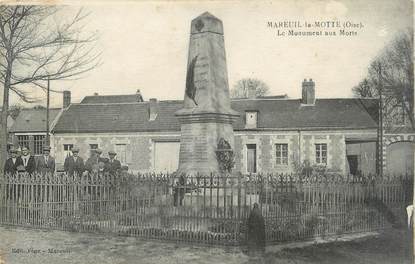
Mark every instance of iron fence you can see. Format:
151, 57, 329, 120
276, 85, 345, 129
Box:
0, 172, 411, 245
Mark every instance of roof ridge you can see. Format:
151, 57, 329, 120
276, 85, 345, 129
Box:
21, 107, 62, 110
76, 102, 144, 106
77, 100, 185, 106
84, 94, 138, 97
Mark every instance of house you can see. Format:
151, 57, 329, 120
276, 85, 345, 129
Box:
49, 79, 403, 176
8, 91, 71, 156
9, 107, 62, 155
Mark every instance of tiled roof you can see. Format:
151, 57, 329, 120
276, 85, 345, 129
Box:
52, 98, 379, 133
10, 108, 61, 133
81, 94, 143, 104
231, 98, 379, 130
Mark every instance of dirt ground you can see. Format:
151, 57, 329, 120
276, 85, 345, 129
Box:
0, 226, 412, 264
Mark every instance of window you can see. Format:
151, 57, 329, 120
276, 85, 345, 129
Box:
33, 135, 45, 155
89, 144, 98, 150
315, 143, 327, 164
245, 111, 258, 128
17, 135, 30, 150
115, 144, 127, 164
247, 144, 257, 173
276, 144, 288, 165
63, 144, 73, 161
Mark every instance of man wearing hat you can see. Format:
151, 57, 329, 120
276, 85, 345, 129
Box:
64, 147, 85, 177
20, 146, 36, 174
105, 150, 122, 175
96, 148, 109, 164
36, 146, 55, 174
3, 148, 23, 175
85, 148, 107, 173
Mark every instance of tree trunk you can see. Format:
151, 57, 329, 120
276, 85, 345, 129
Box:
0, 64, 11, 173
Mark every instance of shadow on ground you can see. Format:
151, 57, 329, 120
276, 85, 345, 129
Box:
260, 228, 413, 264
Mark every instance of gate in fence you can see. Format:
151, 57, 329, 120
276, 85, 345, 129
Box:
0, 172, 410, 245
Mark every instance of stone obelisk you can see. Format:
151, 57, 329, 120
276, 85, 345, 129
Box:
176, 12, 239, 175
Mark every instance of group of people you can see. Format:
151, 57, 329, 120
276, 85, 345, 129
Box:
65, 147, 124, 176
4, 146, 55, 175
3, 146, 126, 176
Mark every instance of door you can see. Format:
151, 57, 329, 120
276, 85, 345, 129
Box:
153, 141, 180, 172
247, 144, 257, 173
386, 141, 414, 176
347, 155, 359, 175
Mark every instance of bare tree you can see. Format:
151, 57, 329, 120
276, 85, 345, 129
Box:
230, 78, 270, 98
353, 29, 413, 129
0, 6, 100, 170
352, 78, 378, 98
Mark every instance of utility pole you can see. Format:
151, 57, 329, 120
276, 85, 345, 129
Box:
378, 64, 383, 177
46, 78, 50, 146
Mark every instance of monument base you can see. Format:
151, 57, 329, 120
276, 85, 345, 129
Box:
176, 113, 238, 175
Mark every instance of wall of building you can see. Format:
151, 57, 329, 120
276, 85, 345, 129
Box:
51, 132, 180, 172
345, 142, 377, 175
234, 131, 347, 174
52, 129, 376, 175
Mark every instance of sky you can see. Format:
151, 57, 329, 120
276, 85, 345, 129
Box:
4, 0, 414, 108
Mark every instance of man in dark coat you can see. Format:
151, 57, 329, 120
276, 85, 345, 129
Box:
247, 203, 266, 255
36, 146, 55, 175
105, 150, 121, 175
64, 147, 85, 177
85, 149, 98, 173
19, 147, 36, 175
85, 148, 107, 173
173, 174, 187, 206
96, 148, 108, 164
3, 148, 23, 175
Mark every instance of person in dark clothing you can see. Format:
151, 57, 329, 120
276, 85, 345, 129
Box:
173, 174, 186, 206
247, 203, 266, 255
36, 146, 55, 175
105, 150, 121, 175
4, 148, 23, 175
96, 148, 108, 164
19, 147, 36, 175
85, 149, 99, 173
64, 147, 85, 177
301, 159, 313, 178
85, 148, 107, 173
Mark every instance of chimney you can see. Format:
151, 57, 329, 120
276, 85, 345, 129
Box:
149, 98, 159, 121
63, 90, 71, 108
93, 92, 99, 96
136, 89, 144, 102
301, 78, 315, 105
247, 84, 256, 99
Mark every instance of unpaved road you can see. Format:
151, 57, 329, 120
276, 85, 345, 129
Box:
0, 226, 411, 264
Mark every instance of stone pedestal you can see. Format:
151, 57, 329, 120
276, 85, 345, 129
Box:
176, 12, 239, 175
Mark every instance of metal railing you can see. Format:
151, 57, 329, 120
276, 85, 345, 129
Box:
0, 172, 410, 245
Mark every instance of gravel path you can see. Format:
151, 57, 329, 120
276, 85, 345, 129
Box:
0, 226, 411, 264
